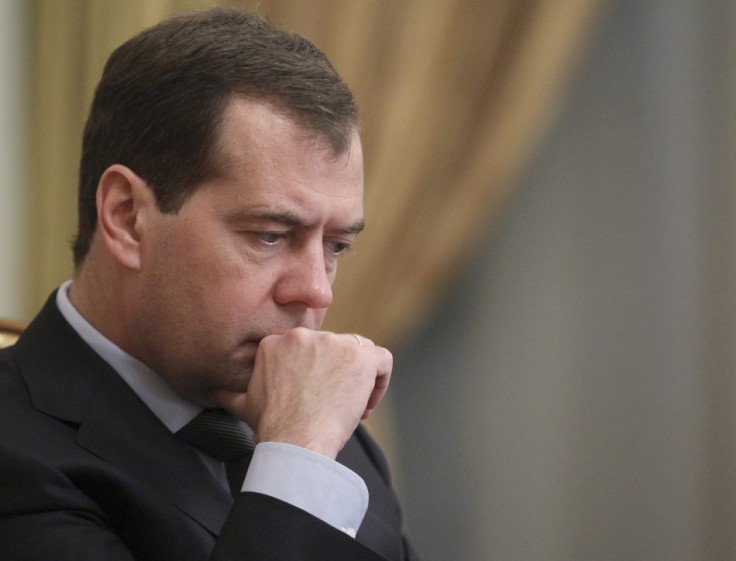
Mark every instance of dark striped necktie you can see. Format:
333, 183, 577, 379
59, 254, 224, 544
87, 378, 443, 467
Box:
176, 408, 256, 496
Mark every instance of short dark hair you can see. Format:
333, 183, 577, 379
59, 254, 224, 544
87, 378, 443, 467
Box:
73, 7, 359, 267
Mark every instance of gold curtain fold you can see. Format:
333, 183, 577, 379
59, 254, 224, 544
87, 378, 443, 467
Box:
323, 0, 607, 348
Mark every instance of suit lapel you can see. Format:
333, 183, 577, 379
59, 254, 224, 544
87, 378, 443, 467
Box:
14, 293, 232, 535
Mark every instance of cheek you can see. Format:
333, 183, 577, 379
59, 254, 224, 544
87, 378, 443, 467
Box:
152, 227, 233, 290
145, 223, 283, 323
140, 234, 222, 326
189, 260, 277, 324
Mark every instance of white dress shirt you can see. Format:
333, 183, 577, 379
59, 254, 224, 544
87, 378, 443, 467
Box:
56, 280, 367, 537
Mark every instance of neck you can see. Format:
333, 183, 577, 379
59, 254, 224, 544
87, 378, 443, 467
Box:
70, 248, 132, 352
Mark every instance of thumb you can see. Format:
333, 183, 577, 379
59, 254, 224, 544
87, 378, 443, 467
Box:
208, 388, 250, 419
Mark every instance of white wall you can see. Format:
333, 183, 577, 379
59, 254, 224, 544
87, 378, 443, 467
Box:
0, 0, 29, 320
392, 0, 736, 560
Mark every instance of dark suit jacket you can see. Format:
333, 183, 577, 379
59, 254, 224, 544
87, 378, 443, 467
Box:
0, 293, 419, 560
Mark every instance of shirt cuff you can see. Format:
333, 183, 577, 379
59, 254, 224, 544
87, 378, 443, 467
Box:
242, 442, 368, 537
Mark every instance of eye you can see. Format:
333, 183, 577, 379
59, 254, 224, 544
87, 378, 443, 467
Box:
325, 240, 353, 256
255, 232, 286, 246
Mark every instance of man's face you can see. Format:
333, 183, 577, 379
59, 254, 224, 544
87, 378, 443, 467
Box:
130, 98, 364, 405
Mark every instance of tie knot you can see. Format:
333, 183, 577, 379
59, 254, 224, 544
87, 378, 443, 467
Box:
176, 408, 255, 462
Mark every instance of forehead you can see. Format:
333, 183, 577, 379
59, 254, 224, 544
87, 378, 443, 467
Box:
217, 97, 357, 163
198, 97, 364, 221
217, 98, 361, 179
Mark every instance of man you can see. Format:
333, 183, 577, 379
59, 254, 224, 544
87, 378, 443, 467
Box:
0, 8, 419, 560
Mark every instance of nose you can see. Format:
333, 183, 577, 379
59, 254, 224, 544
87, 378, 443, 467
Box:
273, 245, 333, 310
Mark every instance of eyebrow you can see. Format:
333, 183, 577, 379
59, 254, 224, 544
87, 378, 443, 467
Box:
228, 209, 365, 235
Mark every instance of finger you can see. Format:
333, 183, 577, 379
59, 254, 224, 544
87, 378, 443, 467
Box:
346, 332, 374, 347
364, 375, 389, 415
363, 347, 392, 416
363, 378, 389, 419
207, 388, 250, 420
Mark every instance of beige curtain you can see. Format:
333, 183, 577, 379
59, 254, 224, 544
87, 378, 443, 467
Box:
28, 0, 606, 348
319, 0, 607, 348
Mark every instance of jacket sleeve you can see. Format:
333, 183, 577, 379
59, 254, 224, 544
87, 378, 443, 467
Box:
0, 445, 400, 561
213, 492, 389, 561
212, 426, 420, 561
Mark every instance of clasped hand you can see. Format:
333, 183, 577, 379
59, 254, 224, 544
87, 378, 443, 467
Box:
210, 328, 393, 459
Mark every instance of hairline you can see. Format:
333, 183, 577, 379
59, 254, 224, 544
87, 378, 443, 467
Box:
198, 93, 362, 202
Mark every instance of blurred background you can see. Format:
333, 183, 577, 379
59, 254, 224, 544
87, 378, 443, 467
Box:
1, 1, 735, 560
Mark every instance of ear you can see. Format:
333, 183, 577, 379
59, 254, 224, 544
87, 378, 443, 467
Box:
96, 164, 155, 271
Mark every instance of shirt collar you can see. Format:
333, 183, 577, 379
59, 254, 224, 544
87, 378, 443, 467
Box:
56, 280, 201, 432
